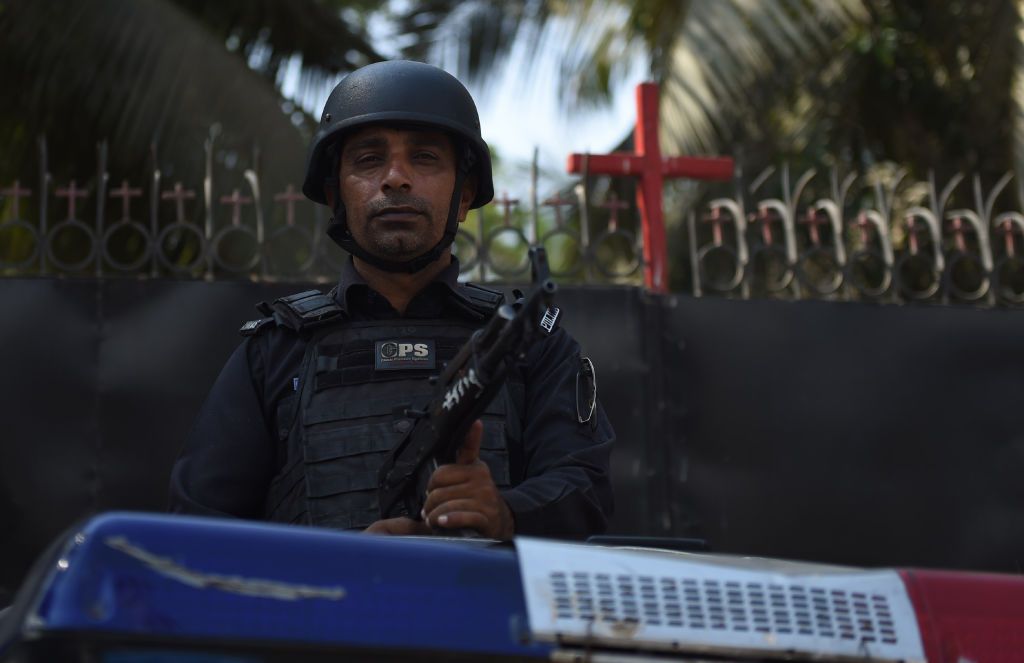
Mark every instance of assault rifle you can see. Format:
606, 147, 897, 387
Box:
377, 247, 557, 522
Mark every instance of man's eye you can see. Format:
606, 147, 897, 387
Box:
415, 152, 439, 161
354, 154, 382, 165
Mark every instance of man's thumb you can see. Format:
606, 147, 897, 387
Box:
456, 419, 484, 465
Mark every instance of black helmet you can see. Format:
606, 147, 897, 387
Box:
303, 60, 494, 273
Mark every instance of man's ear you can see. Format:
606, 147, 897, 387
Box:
457, 174, 477, 223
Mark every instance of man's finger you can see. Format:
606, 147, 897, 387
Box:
431, 510, 489, 534
426, 462, 488, 493
422, 482, 472, 515
424, 498, 482, 527
456, 419, 484, 465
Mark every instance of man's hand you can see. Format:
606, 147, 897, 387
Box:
364, 517, 431, 536
421, 420, 515, 540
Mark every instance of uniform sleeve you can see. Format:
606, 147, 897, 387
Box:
167, 339, 277, 518
500, 328, 615, 538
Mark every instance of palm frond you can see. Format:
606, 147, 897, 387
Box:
0, 0, 308, 196
168, 0, 384, 119
392, 0, 552, 88
658, 0, 870, 159
171, 0, 381, 80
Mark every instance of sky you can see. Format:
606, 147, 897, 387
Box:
472, 48, 647, 199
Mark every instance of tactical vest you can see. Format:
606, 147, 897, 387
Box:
248, 288, 523, 530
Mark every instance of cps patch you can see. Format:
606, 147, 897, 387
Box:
375, 339, 436, 371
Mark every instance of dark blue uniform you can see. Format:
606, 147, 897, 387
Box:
169, 258, 614, 538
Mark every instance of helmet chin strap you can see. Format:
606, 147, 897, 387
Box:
326, 147, 475, 274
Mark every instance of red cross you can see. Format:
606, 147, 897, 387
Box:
274, 184, 306, 226
55, 181, 89, 220
161, 183, 196, 223
220, 189, 253, 226
1, 180, 32, 220
567, 83, 733, 292
109, 179, 143, 220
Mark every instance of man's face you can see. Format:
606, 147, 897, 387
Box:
338, 125, 472, 261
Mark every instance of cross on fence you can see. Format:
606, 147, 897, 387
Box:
162, 183, 196, 223
996, 218, 1018, 258
55, 181, 88, 220
905, 215, 928, 255
542, 192, 574, 227
853, 213, 875, 245
703, 206, 728, 246
495, 192, 519, 226
600, 193, 629, 232
219, 189, 252, 226
567, 83, 734, 292
801, 208, 829, 247
0, 181, 31, 220
274, 185, 305, 227
753, 206, 780, 246
109, 180, 143, 220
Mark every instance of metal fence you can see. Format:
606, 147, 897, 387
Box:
4, 138, 1024, 306
690, 164, 1024, 306
0, 139, 645, 285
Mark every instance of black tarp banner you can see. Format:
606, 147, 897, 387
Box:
1, 279, 1023, 603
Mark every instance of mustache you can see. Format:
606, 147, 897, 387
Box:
367, 193, 430, 217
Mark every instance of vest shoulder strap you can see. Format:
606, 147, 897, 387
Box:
242, 289, 346, 337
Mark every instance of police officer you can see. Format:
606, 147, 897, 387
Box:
169, 60, 614, 539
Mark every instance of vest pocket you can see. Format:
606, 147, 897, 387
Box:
304, 424, 397, 462
305, 458, 387, 529
305, 387, 433, 426
303, 421, 396, 528
304, 423, 396, 497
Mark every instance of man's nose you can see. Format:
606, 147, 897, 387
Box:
381, 157, 412, 191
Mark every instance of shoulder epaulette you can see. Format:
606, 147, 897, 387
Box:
271, 289, 346, 333
453, 282, 505, 318
240, 289, 345, 336
239, 317, 275, 337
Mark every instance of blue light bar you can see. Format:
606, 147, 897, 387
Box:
3, 513, 551, 660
